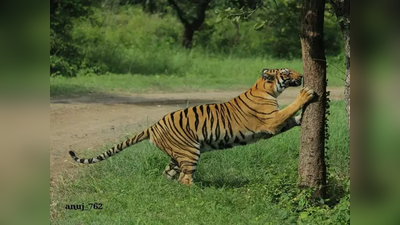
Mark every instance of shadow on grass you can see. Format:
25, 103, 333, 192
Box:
197, 177, 250, 189
50, 85, 222, 107
110, 59, 185, 76
50, 83, 98, 98
325, 176, 350, 207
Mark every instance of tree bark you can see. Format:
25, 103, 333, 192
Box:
298, 0, 327, 198
183, 25, 195, 49
167, 0, 210, 49
330, 0, 350, 130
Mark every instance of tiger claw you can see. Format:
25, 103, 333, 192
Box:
299, 87, 315, 103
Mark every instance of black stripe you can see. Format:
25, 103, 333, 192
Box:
170, 112, 176, 123
137, 132, 144, 140
166, 117, 195, 148
202, 121, 209, 144
179, 160, 198, 167
184, 108, 189, 117
184, 148, 201, 158
209, 108, 214, 134
181, 111, 197, 143
151, 125, 171, 152
233, 98, 250, 118
215, 114, 220, 141
175, 151, 199, 161
227, 120, 233, 138
248, 89, 269, 100
167, 118, 196, 149
193, 107, 199, 131
239, 131, 245, 139
219, 106, 226, 132
224, 103, 232, 118
246, 91, 278, 106
266, 91, 276, 97
186, 119, 193, 139
238, 95, 278, 115
277, 77, 284, 89
229, 100, 249, 123
179, 111, 183, 129
206, 105, 211, 118
244, 126, 256, 134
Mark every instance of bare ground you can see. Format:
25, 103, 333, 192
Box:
50, 87, 344, 186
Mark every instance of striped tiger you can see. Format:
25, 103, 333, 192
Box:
69, 68, 315, 185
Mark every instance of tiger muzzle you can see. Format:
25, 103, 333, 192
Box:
289, 77, 302, 87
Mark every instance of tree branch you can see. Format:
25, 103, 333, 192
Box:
330, 0, 350, 19
192, 0, 211, 29
167, 0, 190, 26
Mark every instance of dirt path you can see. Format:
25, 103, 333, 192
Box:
50, 87, 344, 185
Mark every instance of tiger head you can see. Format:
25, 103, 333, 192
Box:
260, 68, 303, 95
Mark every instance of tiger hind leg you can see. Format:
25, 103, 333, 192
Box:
178, 162, 198, 185
163, 159, 180, 181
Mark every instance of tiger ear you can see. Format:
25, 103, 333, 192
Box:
281, 68, 290, 75
261, 69, 274, 81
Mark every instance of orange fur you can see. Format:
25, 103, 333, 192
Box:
69, 68, 315, 185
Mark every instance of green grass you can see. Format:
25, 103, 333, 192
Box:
52, 101, 349, 224
50, 55, 345, 97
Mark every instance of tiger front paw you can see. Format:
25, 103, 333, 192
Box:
298, 87, 315, 104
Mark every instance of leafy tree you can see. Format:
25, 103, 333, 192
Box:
330, 0, 350, 130
119, 0, 170, 15
167, 0, 212, 48
215, 0, 342, 58
50, 0, 92, 76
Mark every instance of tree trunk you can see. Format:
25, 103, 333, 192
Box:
167, 0, 210, 49
142, 0, 157, 14
298, 0, 327, 198
330, 0, 350, 130
344, 32, 350, 130
233, 21, 240, 46
182, 25, 195, 49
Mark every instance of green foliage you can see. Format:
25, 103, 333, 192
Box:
50, 56, 345, 97
52, 101, 349, 224
50, 1, 344, 76
69, 6, 184, 75
214, 0, 343, 58
167, 0, 209, 25
50, 0, 92, 76
201, 0, 342, 58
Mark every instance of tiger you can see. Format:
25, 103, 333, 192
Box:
69, 68, 315, 185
